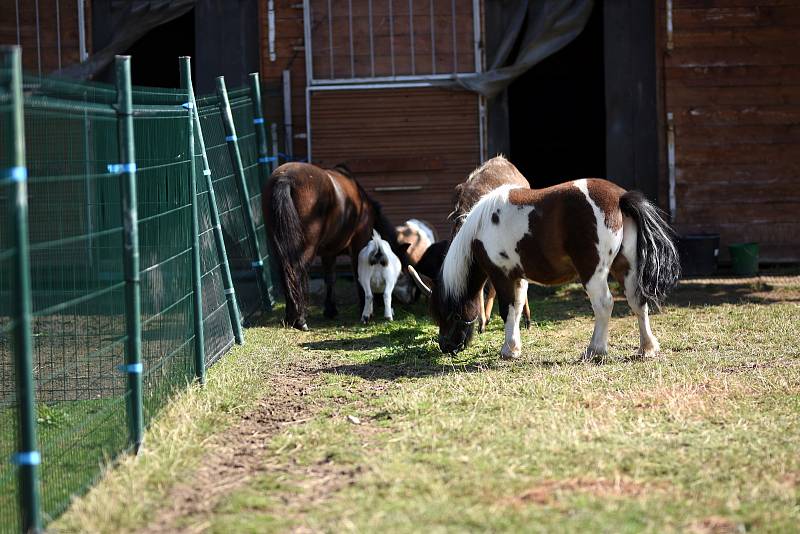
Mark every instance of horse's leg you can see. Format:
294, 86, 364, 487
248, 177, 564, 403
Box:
350, 234, 371, 316
477, 285, 486, 333
584, 266, 614, 361
360, 276, 374, 324
484, 282, 496, 330
522, 298, 531, 330
613, 225, 659, 358
322, 256, 338, 319
500, 279, 528, 360
383, 276, 396, 321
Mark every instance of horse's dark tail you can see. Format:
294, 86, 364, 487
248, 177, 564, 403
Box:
619, 191, 681, 310
268, 176, 307, 323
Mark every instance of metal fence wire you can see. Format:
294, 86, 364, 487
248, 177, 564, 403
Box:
0, 48, 277, 533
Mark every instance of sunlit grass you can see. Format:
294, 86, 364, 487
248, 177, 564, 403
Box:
56, 279, 800, 533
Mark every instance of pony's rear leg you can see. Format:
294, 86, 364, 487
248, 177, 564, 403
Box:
477, 285, 486, 333
584, 267, 614, 361
620, 260, 660, 358
321, 256, 338, 319
522, 298, 531, 330
482, 282, 496, 332
613, 219, 660, 358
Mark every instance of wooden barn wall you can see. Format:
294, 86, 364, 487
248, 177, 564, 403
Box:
0, 0, 90, 75
661, 0, 800, 262
258, 1, 483, 236
258, 0, 309, 160
310, 87, 480, 238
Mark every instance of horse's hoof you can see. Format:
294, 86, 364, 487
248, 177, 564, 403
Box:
361, 317, 370, 325
523, 318, 531, 330
292, 320, 309, 332
582, 347, 606, 364
500, 345, 520, 360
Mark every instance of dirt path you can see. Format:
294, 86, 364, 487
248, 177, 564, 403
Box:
146, 363, 320, 533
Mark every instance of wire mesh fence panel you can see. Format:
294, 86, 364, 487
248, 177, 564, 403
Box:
228, 91, 275, 306
192, 129, 236, 367
18, 78, 129, 525
196, 95, 264, 320
131, 87, 198, 426
0, 73, 239, 530
0, 56, 22, 534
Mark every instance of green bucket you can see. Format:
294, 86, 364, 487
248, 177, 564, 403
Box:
729, 242, 759, 276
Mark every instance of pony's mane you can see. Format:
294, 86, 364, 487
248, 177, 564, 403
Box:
442, 184, 520, 299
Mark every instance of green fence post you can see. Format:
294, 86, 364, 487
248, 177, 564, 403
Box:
189, 85, 244, 344
180, 57, 207, 383
248, 72, 276, 308
115, 56, 143, 453
216, 76, 272, 313
3, 44, 43, 534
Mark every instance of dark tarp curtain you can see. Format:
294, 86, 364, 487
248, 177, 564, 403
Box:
444, 0, 594, 99
56, 0, 195, 80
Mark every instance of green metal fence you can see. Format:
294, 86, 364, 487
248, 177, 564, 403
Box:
0, 48, 278, 533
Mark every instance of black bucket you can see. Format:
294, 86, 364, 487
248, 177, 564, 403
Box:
677, 234, 720, 277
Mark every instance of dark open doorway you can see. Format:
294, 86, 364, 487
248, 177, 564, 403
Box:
507, 3, 605, 188
123, 9, 195, 88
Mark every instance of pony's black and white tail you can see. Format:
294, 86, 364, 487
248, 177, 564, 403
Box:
619, 191, 681, 309
268, 176, 307, 321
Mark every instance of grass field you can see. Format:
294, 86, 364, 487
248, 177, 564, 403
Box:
54, 277, 800, 533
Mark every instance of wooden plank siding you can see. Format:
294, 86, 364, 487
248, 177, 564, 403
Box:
0, 0, 90, 75
661, 0, 800, 262
257, 1, 483, 237
309, 87, 480, 238
258, 0, 309, 160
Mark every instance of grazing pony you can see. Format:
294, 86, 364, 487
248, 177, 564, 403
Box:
263, 162, 409, 330
408, 179, 680, 359
358, 231, 402, 323
393, 219, 438, 304
449, 156, 532, 332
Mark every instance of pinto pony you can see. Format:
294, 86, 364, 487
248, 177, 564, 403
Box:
448, 156, 531, 332
263, 162, 409, 330
408, 179, 680, 359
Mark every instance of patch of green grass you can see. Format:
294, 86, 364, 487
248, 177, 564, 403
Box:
56, 280, 800, 532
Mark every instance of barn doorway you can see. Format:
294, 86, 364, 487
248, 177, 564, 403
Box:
122, 9, 195, 88
507, 2, 605, 188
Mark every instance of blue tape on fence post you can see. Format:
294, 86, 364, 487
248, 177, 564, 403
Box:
253, 117, 265, 124
224, 288, 236, 295
1, 166, 27, 184
182, 102, 194, 109
251, 260, 264, 268
107, 163, 137, 174
225, 135, 237, 142
11, 451, 41, 466
116, 363, 143, 374
203, 169, 211, 176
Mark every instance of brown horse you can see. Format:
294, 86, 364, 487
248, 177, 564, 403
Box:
263, 162, 409, 330
448, 156, 532, 332
408, 179, 680, 360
